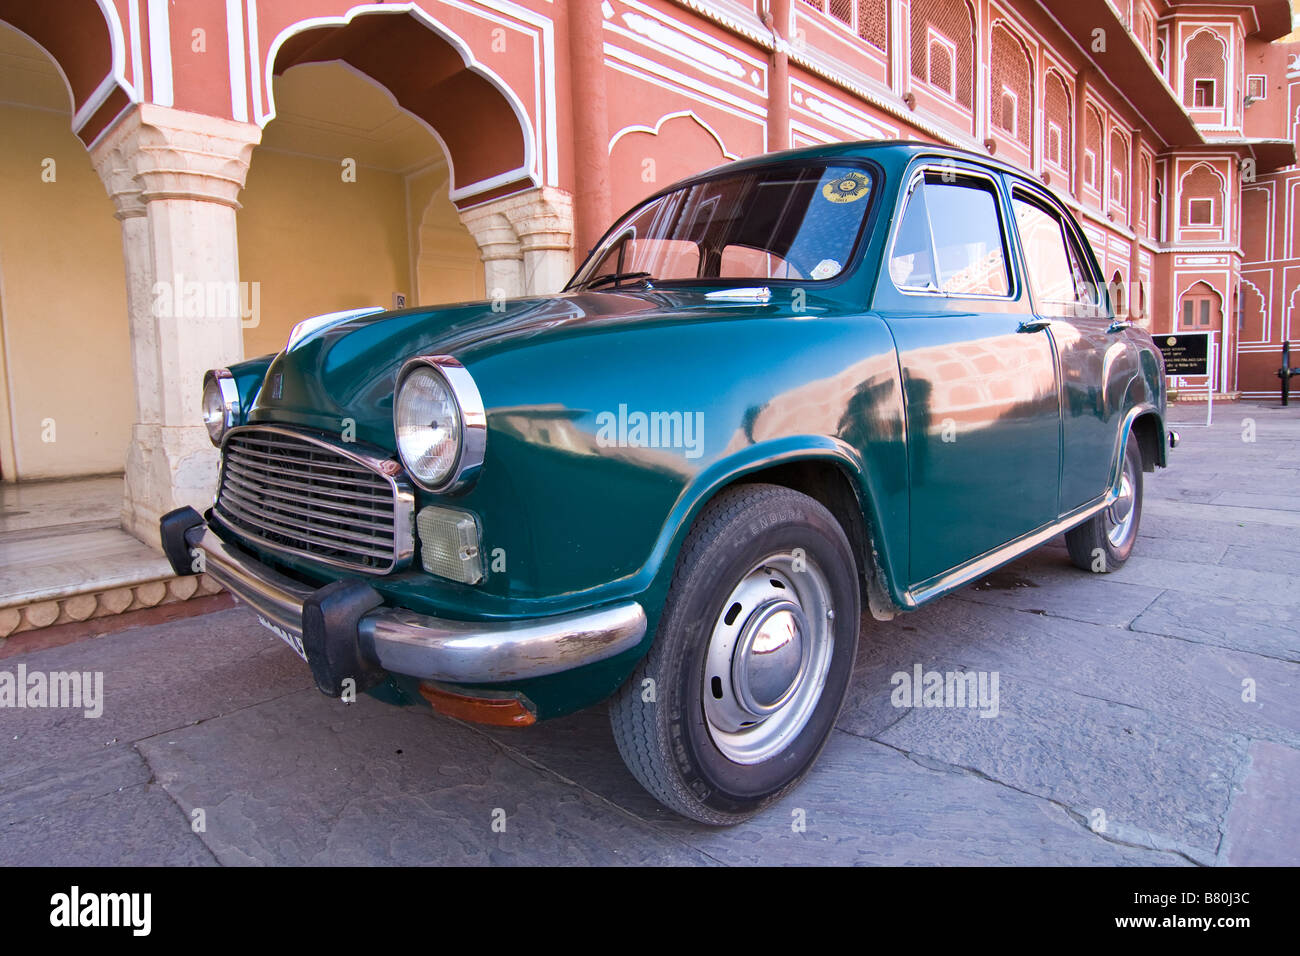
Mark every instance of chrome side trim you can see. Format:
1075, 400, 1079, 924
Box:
216, 424, 415, 575
186, 524, 647, 684
901, 492, 1113, 608
395, 355, 487, 495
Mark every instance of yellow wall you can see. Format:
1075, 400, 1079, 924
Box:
238, 149, 415, 358
0, 103, 132, 480
408, 164, 485, 306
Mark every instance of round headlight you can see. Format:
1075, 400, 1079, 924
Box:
202, 369, 238, 446
394, 357, 486, 493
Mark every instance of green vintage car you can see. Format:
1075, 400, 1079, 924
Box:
161, 141, 1174, 824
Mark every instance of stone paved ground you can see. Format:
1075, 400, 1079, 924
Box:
1, 402, 1296, 865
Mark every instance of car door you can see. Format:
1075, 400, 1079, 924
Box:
1006, 179, 1115, 513
875, 161, 1062, 587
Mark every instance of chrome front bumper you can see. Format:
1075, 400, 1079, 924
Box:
162, 509, 647, 689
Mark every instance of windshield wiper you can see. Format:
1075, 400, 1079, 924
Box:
583, 271, 654, 290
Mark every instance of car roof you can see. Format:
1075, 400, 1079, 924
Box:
655, 139, 1035, 193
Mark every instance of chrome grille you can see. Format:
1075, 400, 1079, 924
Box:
215, 427, 414, 574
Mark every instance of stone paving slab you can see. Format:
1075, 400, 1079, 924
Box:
1221, 740, 1300, 866
873, 677, 1244, 864
135, 690, 716, 867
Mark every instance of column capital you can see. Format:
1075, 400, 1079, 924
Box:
457, 187, 576, 296
91, 103, 262, 210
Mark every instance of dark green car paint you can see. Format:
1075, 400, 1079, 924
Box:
215, 141, 1167, 720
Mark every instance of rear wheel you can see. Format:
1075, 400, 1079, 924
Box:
610, 484, 860, 825
1065, 437, 1143, 572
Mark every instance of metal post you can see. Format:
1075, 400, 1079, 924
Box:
1281, 341, 1293, 407
1207, 335, 1214, 427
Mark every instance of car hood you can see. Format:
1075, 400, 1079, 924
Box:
246, 288, 793, 437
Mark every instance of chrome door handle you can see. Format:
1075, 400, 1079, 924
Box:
1017, 317, 1051, 333
1106, 319, 1131, 334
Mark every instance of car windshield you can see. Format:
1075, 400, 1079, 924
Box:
568, 163, 874, 290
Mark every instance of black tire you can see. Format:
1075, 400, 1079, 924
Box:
610, 483, 860, 825
1065, 437, 1143, 573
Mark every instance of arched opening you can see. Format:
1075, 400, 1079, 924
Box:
990, 23, 1032, 149
265, 9, 535, 203
1042, 70, 1071, 175
1182, 29, 1226, 110
1110, 270, 1126, 318
238, 59, 485, 357
0, 22, 130, 481
1179, 163, 1225, 234
1178, 280, 1221, 332
0, 0, 133, 144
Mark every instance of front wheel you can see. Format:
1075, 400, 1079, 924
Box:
610, 484, 860, 825
1065, 437, 1143, 572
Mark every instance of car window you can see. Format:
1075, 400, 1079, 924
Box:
1012, 192, 1101, 313
889, 173, 1010, 296
570, 163, 872, 288
720, 244, 802, 279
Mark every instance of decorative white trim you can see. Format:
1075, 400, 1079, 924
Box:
226, 0, 248, 123
608, 109, 740, 159
603, 42, 766, 118
256, 3, 543, 202
95, 0, 136, 100
147, 0, 173, 107
71, 71, 117, 131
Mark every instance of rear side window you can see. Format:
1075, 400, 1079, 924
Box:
889, 172, 1011, 297
1011, 192, 1101, 314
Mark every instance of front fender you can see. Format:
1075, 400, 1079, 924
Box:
374, 308, 908, 626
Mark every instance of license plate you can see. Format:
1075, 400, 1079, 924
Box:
256, 614, 308, 662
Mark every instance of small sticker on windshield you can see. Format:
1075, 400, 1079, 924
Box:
822, 171, 871, 203
811, 259, 842, 280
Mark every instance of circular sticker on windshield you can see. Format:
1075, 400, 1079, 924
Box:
822, 171, 871, 203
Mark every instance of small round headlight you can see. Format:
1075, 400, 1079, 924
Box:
394, 357, 486, 493
202, 369, 239, 446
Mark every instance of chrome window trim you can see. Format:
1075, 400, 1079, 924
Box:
1008, 179, 1108, 320
203, 368, 240, 446
215, 424, 416, 575
886, 163, 1020, 301
394, 355, 487, 495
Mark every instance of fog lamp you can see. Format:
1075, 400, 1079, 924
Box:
417, 505, 484, 584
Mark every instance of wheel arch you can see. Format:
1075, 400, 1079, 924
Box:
1118, 405, 1170, 476
648, 441, 904, 623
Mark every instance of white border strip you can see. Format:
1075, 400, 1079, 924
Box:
227, 0, 248, 122
147, 0, 173, 108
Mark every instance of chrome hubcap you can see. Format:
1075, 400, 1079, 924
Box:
1106, 456, 1137, 547
703, 553, 834, 765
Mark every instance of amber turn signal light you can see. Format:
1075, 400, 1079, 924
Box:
419, 682, 537, 726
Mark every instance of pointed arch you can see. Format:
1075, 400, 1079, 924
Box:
262, 4, 538, 204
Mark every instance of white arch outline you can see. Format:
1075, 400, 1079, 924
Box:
1175, 278, 1225, 310
1041, 67, 1072, 167
989, 18, 1034, 146
259, 3, 538, 202
1237, 275, 1269, 343
608, 110, 742, 160
1177, 160, 1227, 231
1180, 26, 1228, 105
0, 0, 137, 136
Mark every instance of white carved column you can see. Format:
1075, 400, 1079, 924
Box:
92, 104, 261, 543
458, 186, 575, 298
458, 203, 526, 298
507, 188, 576, 295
